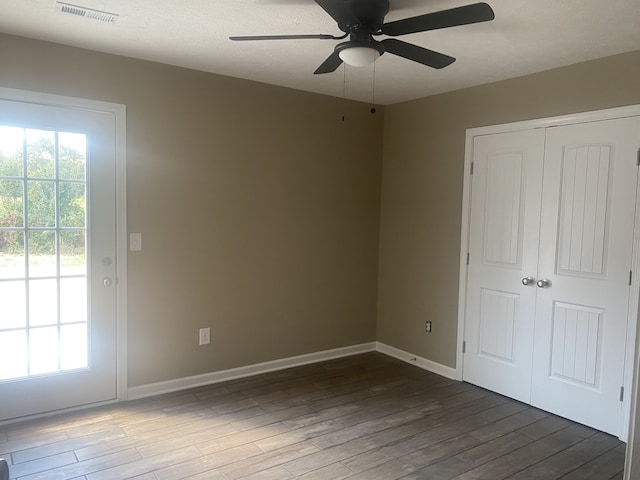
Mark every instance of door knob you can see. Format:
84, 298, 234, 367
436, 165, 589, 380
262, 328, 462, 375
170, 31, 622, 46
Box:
536, 278, 551, 288
522, 276, 535, 286
103, 277, 113, 287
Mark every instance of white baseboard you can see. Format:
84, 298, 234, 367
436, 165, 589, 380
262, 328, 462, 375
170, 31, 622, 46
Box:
375, 342, 457, 380
127, 342, 377, 400
128, 341, 458, 400
4, 341, 456, 425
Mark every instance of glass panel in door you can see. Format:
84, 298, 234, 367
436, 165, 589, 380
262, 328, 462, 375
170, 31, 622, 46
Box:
0, 127, 88, 380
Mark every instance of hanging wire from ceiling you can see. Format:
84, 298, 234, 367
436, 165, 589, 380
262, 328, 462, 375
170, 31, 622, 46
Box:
342, 62, 347, 100
371, 58, 377, 113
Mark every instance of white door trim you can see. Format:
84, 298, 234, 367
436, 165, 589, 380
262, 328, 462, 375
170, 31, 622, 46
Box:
457, 104, 640, 443
0, 87, 128, 405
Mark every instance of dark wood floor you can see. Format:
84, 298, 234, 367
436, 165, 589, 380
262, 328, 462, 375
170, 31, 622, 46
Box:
0, 352, 626, 479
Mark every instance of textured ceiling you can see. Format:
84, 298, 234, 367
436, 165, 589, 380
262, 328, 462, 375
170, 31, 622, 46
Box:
0, 0, 639, 105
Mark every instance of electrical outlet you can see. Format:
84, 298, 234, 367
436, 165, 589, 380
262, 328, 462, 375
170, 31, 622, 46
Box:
199, 328, 210, 346
425, 321, 432, 333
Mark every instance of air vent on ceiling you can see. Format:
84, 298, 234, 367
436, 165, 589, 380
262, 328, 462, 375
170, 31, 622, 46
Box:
55, 1, 119, 23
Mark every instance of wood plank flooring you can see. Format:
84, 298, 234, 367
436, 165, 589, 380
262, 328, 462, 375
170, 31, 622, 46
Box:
0, 352, 626, 479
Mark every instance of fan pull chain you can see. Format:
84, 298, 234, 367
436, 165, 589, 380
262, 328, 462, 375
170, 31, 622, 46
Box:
342, 63, 346, 100
372, 59, 376, 110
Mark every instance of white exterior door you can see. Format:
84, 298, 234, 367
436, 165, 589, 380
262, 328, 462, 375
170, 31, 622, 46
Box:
0, 97, 118, 421
463, 128, 545, 403
531, 117, 640, 435
463, 115, 640, 437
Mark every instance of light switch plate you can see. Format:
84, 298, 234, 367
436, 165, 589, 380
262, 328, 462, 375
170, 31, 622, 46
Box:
199, 328, 210, 346
130, 233, 142, 251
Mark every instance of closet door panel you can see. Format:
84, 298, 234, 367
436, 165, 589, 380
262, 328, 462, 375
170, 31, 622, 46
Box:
463, 129, 545, 403
531, 117, 640, 436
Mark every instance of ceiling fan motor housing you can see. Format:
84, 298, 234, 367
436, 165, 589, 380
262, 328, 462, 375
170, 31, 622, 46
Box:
339, 0, 389, 33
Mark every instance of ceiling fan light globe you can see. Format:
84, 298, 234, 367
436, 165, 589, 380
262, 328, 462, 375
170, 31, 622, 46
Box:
338, 47, 380, 67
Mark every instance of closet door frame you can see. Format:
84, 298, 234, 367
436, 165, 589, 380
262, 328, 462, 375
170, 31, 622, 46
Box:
457, 104, 640, 443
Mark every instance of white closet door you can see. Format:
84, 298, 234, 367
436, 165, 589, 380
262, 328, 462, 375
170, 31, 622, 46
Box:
463, 129, 545, 403
531, 117, 640, 436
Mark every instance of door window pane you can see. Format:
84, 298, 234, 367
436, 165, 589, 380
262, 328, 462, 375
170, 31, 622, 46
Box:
0, 231, 24, 279
29, 326, 59, 375
0, 330, 27, 379
26, 129, 55, 179
0, 179, 24, 227
60, 277, 86, 324
29, 279, 58, 327
58, 132, 86, 181
0, 280, 26, 329
28, 230, 56, 278
27, 180, 56, 227
59, 182, 85, 228
0, 126, 24, 177
60, 230, 85, 276
60, 324, 87, 370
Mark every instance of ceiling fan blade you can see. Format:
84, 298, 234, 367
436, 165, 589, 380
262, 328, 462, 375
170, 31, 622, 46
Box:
230, 34, 337, 41
381, 39, 455, 69
314, 0, 360, 29
314, 50, 343, 74
381, 2, 495, 36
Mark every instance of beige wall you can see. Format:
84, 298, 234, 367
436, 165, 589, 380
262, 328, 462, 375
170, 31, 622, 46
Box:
0, 34, 383, 387
3, 30, 640, 389
377, 49, 640, 368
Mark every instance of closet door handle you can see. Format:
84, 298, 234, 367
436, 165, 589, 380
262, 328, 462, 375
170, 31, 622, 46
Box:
536, 279, 551, 288
522, 276, 536, 286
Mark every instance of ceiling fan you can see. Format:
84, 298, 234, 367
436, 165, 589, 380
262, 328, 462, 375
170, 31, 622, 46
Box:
230, 0, 495, 74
